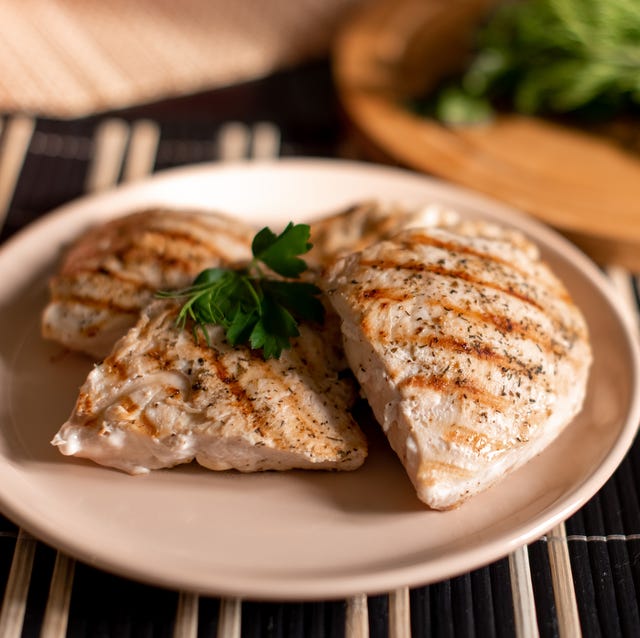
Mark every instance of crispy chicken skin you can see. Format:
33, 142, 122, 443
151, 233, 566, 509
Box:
322, 222, 592, 509
42, 208, 254, 359
52, 300, 367, 473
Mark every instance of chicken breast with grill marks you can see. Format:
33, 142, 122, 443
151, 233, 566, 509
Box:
42, 208, 254, 359
43, 200, 452, 358
52, 300, 367, 473
322, 223, 592, 509
306, 200, 458, 270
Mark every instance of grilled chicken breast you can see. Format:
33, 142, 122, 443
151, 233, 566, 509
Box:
43, 200, 451, 360
52, 300, 366, 473
306, 200, 458, 270
322, 223, 592, 509
42, 208, 254, 359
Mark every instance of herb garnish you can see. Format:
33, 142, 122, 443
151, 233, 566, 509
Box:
424, 0, 640, 124
158, 223, 324, 359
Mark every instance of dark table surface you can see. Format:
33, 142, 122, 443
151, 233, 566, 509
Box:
0, 59, 639, 638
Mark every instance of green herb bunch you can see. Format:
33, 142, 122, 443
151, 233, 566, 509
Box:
430, 0, 640, 124
158, 223, 324, 359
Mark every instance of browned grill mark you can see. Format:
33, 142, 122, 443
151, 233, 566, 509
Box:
62, 243, 206, 284
417, 460, 472, 485
73, 209, 250, 256
163, 212, 254, 246
482, 308, 573, 356
142, 346, 178, 371
412, 333, 518, 369
58, 269, 155, 288
53, 293, 144, 314
104, 356, 131, 382
199, 346, 269, 434
399, 374, 509, 412
135, 410, 159, 437
357, 284, 571, 357
75, 392, 93, 416
405, 233, 525, 275
360, 257, 544, 312
360, 310, 555, 391
427, 333, 497, 360
118, 229, 231, 265
146, 226, 232, 251
229, 346, 344, 451
359, 287, 414, 303
403, 233, 573, 305
442, 424, 511, 455
164, 385, 182, 399
194, 330, 352, 454
119, 396, 139, 415
51, 269, 155, 306
61, 217, 251, 282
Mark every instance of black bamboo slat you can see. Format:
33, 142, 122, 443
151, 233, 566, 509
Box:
528, 541, 559, 638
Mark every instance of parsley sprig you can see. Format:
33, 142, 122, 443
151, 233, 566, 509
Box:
423, 0, 640, 124
158, 223, 324, 359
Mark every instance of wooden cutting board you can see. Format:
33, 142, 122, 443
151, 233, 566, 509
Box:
333, 0, 640, 269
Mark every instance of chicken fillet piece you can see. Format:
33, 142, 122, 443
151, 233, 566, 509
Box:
306, 200, 459, 270
52, 300, 367, 473
42, 208, 254, 359
322, 223, 592, 509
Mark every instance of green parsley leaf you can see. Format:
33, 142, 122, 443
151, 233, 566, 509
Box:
249, 296, 300, 360
158, 222, 324, 359
252, 222, 313, 277
261, 279, 326, 322
226, 304, 259, 347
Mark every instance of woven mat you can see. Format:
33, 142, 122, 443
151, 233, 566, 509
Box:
0, 0, 365, 118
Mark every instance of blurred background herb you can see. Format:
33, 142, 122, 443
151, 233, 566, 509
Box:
420, 0, 640, 125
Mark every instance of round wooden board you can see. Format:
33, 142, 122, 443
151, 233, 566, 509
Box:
333, 0, 640, 269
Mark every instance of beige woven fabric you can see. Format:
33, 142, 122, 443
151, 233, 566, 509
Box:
0, 0, 366, 118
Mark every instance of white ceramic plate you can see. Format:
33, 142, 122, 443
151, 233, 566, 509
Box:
0, 159, 638, 600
